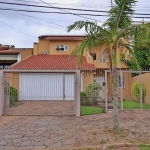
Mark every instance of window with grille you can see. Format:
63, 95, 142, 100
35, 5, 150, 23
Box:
56, 45, 68, 51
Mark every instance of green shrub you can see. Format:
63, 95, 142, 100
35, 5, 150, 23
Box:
80, 92, 87, 106
80, 92, 85, 97
132, 82, 146, 102
85, 82, 103, 105
9, 86, 18, 107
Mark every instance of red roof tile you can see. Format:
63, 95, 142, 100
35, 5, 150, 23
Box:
39, 35, 87, 41
0, 49, 20, 54
10, 54, 95, 70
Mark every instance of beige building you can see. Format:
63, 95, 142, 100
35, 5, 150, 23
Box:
1, 35, 130, 101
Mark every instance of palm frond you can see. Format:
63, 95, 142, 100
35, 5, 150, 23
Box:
103, 44, 113, 70
118, 42, 141, 69
68, 35, 96, 65
67, 21, 103, 35
107, 0, 136, 30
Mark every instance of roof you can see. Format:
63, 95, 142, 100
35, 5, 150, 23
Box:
39, 35, 87, 41
0, 49, 20, 54
10, 54, 96, 70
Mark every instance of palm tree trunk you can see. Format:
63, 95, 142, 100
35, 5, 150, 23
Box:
112, 65, 119, 133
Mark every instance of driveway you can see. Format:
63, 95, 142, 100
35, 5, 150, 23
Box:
4, 101, 75, 116
0, 111, 150, 149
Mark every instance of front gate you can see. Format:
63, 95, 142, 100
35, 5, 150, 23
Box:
1, 70, 80, 116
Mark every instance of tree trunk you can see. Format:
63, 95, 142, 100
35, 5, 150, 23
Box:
112, 66, 119, 133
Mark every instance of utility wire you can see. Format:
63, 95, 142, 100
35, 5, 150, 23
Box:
11, 0, 150, 8
0, 11, 145, 26
11, 0, 42, 3
0, 1, 108, 13
0, 5, 81, 33
6, 0, 150, 8
0, 20, 36, 38
0, 11, 72, 31
1, 5, 68, 28
0, 8, 108, 16
1, 2, 150, 16
1, 8, 150, 19
0, 5, 85, 35
0, 24, 34, 43
0, 10, 73, 23
39, 0, 104, 23
9, 0, 111, 7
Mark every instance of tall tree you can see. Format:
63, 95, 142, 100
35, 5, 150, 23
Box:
67, 0, 150, 132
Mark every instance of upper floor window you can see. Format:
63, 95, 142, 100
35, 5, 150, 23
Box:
56, 45, 68, 51
90, 53, 96, 61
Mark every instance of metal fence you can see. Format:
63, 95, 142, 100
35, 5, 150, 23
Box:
1, 68, 150, 116
117, 70, 150, 111
80, 68, 106, 115
80, 69, 150, 116
1, 70, 80, 116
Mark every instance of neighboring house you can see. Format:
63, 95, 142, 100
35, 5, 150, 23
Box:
0, 45, 20, 69
0, 45, 33, 69
0, 45, 33, 86
6, 35, 129, 101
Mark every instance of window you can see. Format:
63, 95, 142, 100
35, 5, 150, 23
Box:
101, 52, 105, 62
56, 45, 68, 51
0, 65, 3, 70
90, 53, 96, 61
4, 65, 10, 69
118, 75, 125, 88
64, 45, 68, 51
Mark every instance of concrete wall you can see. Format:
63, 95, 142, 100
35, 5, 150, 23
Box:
21, 49, 33, 60
38, 39, 50, 54
32, 38, 128, 69
107, 72, 133, 100
33, 39, 84, 55
132, 73, 150, 104
82, 71, 94, 91
11, 73, 19, 92
33, 43, 38, 55
49, 41, 78, 55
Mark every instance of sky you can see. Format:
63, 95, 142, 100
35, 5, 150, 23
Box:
0, 0, 150, 48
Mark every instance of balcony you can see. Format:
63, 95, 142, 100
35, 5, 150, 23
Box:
93, 60, 129, 68
85, 51, 129, 69
93, 60, 108, 68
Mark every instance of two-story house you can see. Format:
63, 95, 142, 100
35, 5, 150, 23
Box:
7, 35, 130, 101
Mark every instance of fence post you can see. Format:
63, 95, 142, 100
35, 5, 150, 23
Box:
105, 70, 108, 113
63, 73, 65, 114
120, 71, 123, 111
0, 70, 4, 116
76, 70, 80, 116
139, 72, 143, 110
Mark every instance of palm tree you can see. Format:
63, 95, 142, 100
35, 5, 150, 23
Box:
67, 0, 150, 132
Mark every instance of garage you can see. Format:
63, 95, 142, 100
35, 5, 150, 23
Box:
1, 54, 93, 116
19, 73, 75, 101
2, 72, 76, 116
